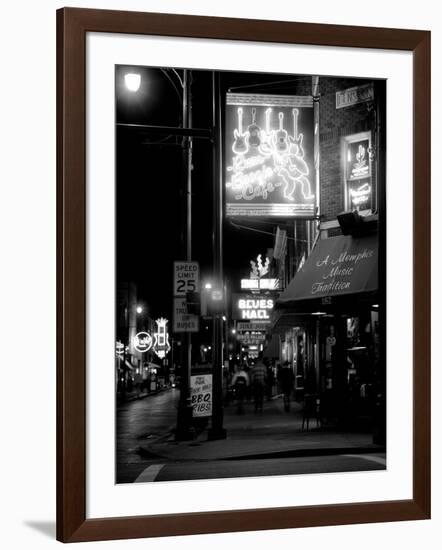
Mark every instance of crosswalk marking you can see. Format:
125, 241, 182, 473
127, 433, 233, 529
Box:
134, 463, 165, 482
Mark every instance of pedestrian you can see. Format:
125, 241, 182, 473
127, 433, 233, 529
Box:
279, 361, 294, 411
250, 353, 267, 413
266, 362, 274, 401
231, 365, 249, 414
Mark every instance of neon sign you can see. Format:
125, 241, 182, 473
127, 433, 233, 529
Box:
133, 332, 153, 353
225, 93, 315, 218
350, 182, 372, 207
116, 341, 125, 355
241, 278, 279, 290
232, 293, 274, 320
345, 134, 372, 211
153, 318, 171, 359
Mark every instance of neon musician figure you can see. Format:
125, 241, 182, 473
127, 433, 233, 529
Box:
275, 108, 314, 200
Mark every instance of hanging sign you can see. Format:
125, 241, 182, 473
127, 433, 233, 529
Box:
133, 332, 153, 353
152, 318, 171, 359
225, 93, 315, 218
236, 321, 268, 332
232, 293, 274, 321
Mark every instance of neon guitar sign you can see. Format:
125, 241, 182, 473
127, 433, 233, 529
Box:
226, 94, 315, 217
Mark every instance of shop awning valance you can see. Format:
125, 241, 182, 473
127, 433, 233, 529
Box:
277, 234, 378, 306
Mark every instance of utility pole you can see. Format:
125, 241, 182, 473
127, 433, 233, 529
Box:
175, 69, 195, 440
208, 71, 226, 440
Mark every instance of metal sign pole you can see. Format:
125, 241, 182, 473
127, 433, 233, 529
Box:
208, 71, 226, 440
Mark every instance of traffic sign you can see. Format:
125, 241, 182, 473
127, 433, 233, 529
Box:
173, 261, 200, 296
173, 298, 199, 333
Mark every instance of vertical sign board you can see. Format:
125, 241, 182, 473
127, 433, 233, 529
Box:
173, 261, 200, 333
343, 132, 373, 212
190, 374, 212, 417
225, 93, 315, 218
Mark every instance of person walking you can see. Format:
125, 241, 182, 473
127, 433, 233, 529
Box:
266, 361, 275, 401
250, 354, 267, 413
279, 360, 294, 411
231, 365, 249, 414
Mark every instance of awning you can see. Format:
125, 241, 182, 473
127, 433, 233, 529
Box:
277, 234, 378, 307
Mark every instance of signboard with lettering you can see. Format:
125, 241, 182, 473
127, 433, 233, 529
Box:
225, 93, 315, 218
344, 134, 372, 211
173, 261, 199, 296
173, 298, 199, 333
241, 278, 279, 290
278, 235, 378, 303
236, 321, 268, 332
190, 374, 212, 417
336, 83, 374, 109
231, 293, 274, 321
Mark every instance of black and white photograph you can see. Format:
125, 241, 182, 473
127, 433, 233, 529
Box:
115, 66, 386, 484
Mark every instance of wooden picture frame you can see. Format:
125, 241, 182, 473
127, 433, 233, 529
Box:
57, 7, 431, 542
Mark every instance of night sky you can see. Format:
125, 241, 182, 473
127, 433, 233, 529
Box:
116, 66, 312, 323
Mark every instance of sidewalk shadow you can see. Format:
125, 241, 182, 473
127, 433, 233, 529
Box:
24, 520, 56, 539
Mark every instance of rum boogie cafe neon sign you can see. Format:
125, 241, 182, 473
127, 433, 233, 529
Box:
232, 293, 274, 320
225, 93, 315, 218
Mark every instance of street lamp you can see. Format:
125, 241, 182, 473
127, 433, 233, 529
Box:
136, 306, 143, 314
124, 73, 141, 92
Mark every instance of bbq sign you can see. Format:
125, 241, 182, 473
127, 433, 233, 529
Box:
225, 93, 315, 218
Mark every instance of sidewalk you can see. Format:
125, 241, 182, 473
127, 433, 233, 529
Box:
142, 395, 384, 462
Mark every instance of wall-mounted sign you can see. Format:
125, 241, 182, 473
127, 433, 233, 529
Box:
152, 318, 171, 359
133, 332, 153, 353
347, 139, 370, 180
173, 298, 199, 332
190, 374, 212, 417
225, 93, 315, 218
344, 133, 373, 211
173, 261, 199, 296
336, 83, 374, 109
232, 293, 274, 321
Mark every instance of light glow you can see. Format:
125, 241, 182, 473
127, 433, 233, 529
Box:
153, 318, 171, 359
227, 107, 314, 203
124, 73, 141, 92
133, 332, 153, 353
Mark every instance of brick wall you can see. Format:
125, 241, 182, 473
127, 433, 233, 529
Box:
318, 77, 378, 222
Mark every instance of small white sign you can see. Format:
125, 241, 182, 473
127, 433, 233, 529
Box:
173, 298, 199, 333
173, 261, 199, 296
190, 374, 212, 417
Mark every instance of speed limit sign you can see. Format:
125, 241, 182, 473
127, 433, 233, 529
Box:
173, 261, 200, 296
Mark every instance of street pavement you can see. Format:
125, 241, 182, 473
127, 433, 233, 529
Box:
116, 389, 385, 483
